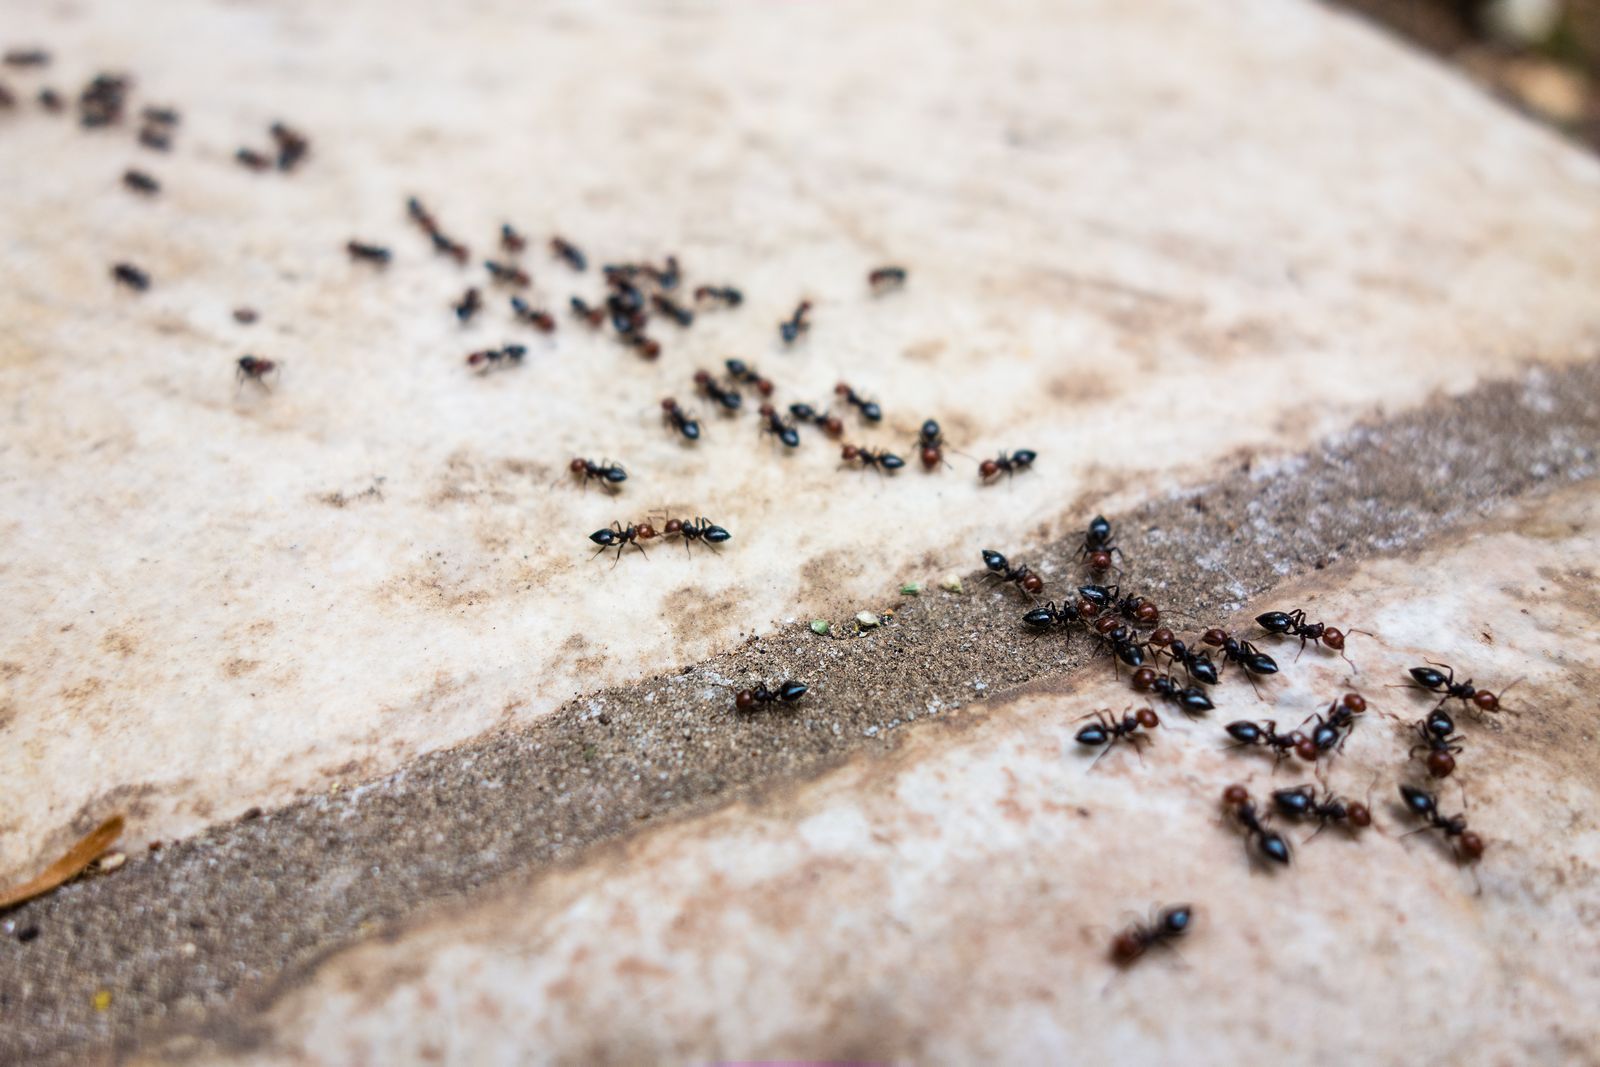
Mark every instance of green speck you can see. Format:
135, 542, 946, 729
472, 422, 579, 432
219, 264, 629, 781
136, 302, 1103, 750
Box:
900, 582, 922, 596
810, 619, 831, 635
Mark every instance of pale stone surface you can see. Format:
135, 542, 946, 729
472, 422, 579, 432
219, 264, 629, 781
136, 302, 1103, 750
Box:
176, 483, 1600, 1066
3, 0, 1600, 907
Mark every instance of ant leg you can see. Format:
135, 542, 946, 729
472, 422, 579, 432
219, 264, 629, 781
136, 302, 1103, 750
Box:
1294, 636, 1308, 664
1085, 740, 1117, 775
1303, 820, 1329, 844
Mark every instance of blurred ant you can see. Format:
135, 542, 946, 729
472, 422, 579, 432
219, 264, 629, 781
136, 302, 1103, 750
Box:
981, 549, 1044, 596
626, 334, 661, 360
663, 516, 731, 556
779, 300, 812, 343
1398, 785, 1484, 863
346, 240, 391, 265
500, 224, 526, 254
562, 458, 626, 493
789, 403, 844, 438
978, 450, 1037, 483
1222, 784, 1291, 866
834, 382, 881, 422
141, 106, 180, 125
1110, 903, 1192, 967
1256, 608, 1371, 668
1301, 692, 1367, 755
569, 297, 605, 327
431, 231, 470, 265
1075, 515, 1122, 573
407, 196, 437, 232
735, 680, 806, 711
236, 147, 272, 171
138, 125, 170, 150
725, 359, 774, 397
661, 398, 701, 441
914, 419, 950, 470
1401, 663, 1516, 716
694, 285, 743, 308
652, 294, 694, 327
589, 520, 656, 565
454, 287, 481, 323
511, 296, 557, 332
1225, 720, 1317, 767
840, 444, 905, 474
1074, 707, 1160, 771
236, 355, 278, 390
1144, 629, 1218, 685
1408, 708, 1464, 779
1272, 783, 1373, 839
122, 169, 159, 195
1131, 667, 1213, 715
269, 122, 309, 171
644, 255, 680, 290
550, 236, 586, 271
694, 369, 742, 412
465, 344, 526, 372
757, 404, 800, 448
484, 260, 530, 287
112, 263, 149, 291
868, 266, 907, 294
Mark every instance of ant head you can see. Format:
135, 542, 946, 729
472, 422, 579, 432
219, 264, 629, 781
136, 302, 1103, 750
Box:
758, 402, 775, 417
1021, 574, 1044, 594
1223, 783, 1250, 807
1148, 627, 1175, 648
635, 523, 657, 540
1201, 628, 1227, 647
1458, 831, 1485, 861
1135, 707, 1160, 730
663, 519, 682, 534
1110, 929, 1146, 965
1342, 692, 1367, 714
1134, 602, 1160, 624
1322, 627, 1345, 649
1093, 616, 1120, 636
734, 689, 755, 711
1295, 737, 1320, 763
660, 397, 678, 412
834, 382, 851, 396
840, 444, 859, 460
1131, 667, 1157, 691
1088, 551, 1113, 571
1473, 691, 1499, 712
979, 459, 999, 479
569, 458, 587, 473
1348, 802, 1372, 828
823, 415, 844, 437
693, 369, 712, 385
1427, 750, 1456, 778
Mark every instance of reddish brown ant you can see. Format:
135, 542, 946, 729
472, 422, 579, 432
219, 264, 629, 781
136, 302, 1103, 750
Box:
550, 237, 586, 271
142, 106, 179, 126
1222, 784, 1291, 866
500, 224, 526, 254
235, 147, 272, 171
236, 355, 278, 389
589, 520, 656, 565
77, 72, 128, 127
652, 294, 694, 327
779, 300, 812, 343
981, 549, 1044, 596
1075, 707, 1160, 771
346, 240, 391, 265
915, 419, 952, 470
789, 403, 844, 438
269, 122, 309, 171
112, 263, 149, 291
562, 458, 627, 493
978, 450, 1037, 483
644, 255, 681, 290
1399, 785, 1484, 863
465, 344, 526, 372
569, 297, 605, 327
694, 369, 742, 412
1081, 585, 1161, 628
1256, 608, 1372, 667
626, 334, 661, 360
1143, 628, 1218, 685
484, 260, 530, 287
454, 287, 481, 324
1226, 720, 1317, 766
1301, 693, 1367, 755
1272, 783, 1373, 839
735, 680, 806, 710
661, 398, 700, 441
431, 232, 470, 265
758, 404, 800, 448
511, 296, 557, 333
1402, 663, 1516, 716
233, 308, 258, 325
40, 88, 66, 114
725, 359, 774, 396
840, 444, 905, 474
1021, 599, 1096, 630
407, 196, 437, 233
694, 285, 743, 308
1109, 904, 1192, 966
1408, 708, 1464, 779
122, 169, 159, 195
1131, 667, 1214, 715
868, 266, 907, 293
138, 125, 170, 150
834, 382, 881, 422
662, 516, 731, 556
1074, 515, 1122, 572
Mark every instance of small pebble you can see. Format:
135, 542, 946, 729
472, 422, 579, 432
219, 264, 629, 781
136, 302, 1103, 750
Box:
900, 582, 922, 596
939, 573, 963, 593
810, 619, 830, 635
94, 852, 126, 873
855, 611, 879, 629
92, 990, 112, 1012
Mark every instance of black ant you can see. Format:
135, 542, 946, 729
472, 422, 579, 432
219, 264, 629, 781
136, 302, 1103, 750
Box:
484, 260, 530, 287
1402, 663, 1515, 716
138, 125, 170, 150
789, 403, 844, 438
465, 344, 526, 372
1272, 784, 1373, 839
431, 231, 470, 265
1131, 667, 1214, 715
981, 549, 1044, 596
725, 359, 774, 397
141, 105, 180, 126
644, 255, 681, 290
1222, 784, 1291, 866
550, 236, 586, 271
1225, 720, 1318, 766
1074, 707, 1161, 771
236, 355, 278, 389
269, 122, 310, 171
1081, 585, 1161, 628
1074, 515, 1121, 572
1143, 629, 1218, 685
589, 520, 656, 565
834, 382, 881, 422
914, 419, 951, 470
500, 224, 526, 254
111, 263, 149, 291
1201, 629, 1279, 678
1408, 708, 1464, 779
840, 444, 904, 474
978, 450, 1037, 483
661, 398, 700, 441
735, 680, 806, 711
41, 88, 67, 115
651, 294, 693, 327
4, 48, 50, 67
1021, 599, 1094, 630
407, 196, 437, 232
563, 458, 626, 493
346, 240, 391, 265
693, 369, 742, 412
1109, 903, 1192, 966
1256, 608, 1371, 667
1398, 785, 1484, 863
757, 404, 800, 448
454, 287, 481, 323
663, 517, 732, 556
1301, 693, 1367, 755
868, 266, 907, 294
122, 169, 159, 195
236, 147, 272, 171
779, 300, 811, 343
511, 296, 557, 333
694, 285, 743, 308
569, 297, 605, 327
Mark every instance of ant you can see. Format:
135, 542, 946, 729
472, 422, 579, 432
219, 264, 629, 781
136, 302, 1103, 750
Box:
1272, 784, 1373, 839
1131, 667, 1214, 715
431, 231, 470, 265
651, 294, 694, 327
1408, 708, 1464, 779
111, 263, 149, 291
1109, 904, 1192, 967
735, 680, 807, 710
626, 334, 661, 360
1398, 785, 1484, 863
978, 450, 1037, 483
868, 266, 907, 294
455, 287, 482, 323
1301, 693, 1367, 755
644, 255, 681, 290
1074, 515, 1121, 572
1091, 616, 1148, 670
694, 369, 742, 412
1201, 629, 1279, 678
914, 419, 950, 470
840, 444, 905, 474
758, 404, 800, 448
236, 355, 278, 389
138, 125, 171, 151
4, 48, 51, 67
725, 359, 774, 397
569, 296, 605, 327
122, 169, 159, 195
1222, 784, 1291, 866
500, 224, 526, 254
663, 517, 731, 555
694, 285, 743, 308
142, 105, 180, 126
233, 308, 259, 324
1144, 629, 1219, 686
779, 300, 812, 343
1021, 599, 1095, 630
1081, 585, 1161, 628
834, 382, 881, 422
563, 458, 626, 493
407, 197, 437, 232
1402, 663, 1515, 716
269, 122, 310, 171
465, 344, 526, 372
1225, 720, 1318, 766
550, 236, 586, 271
484, 260, 530, 287
982, 549, 1044, 596
661, 398, 701, 441
236, 147, 272, 171
789, 403, 844, 438
1074, 707, 1161, 771
1256, 608, 1371, 667
511, 296, 557, 332
589, 520, 656, 565
346, 240, 391, 265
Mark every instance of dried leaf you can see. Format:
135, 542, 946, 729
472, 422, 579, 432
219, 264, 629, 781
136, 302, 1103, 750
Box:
0, 815, 125, 911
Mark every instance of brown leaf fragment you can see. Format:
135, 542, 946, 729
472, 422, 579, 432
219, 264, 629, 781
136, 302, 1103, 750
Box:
0, 815, 125, 911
